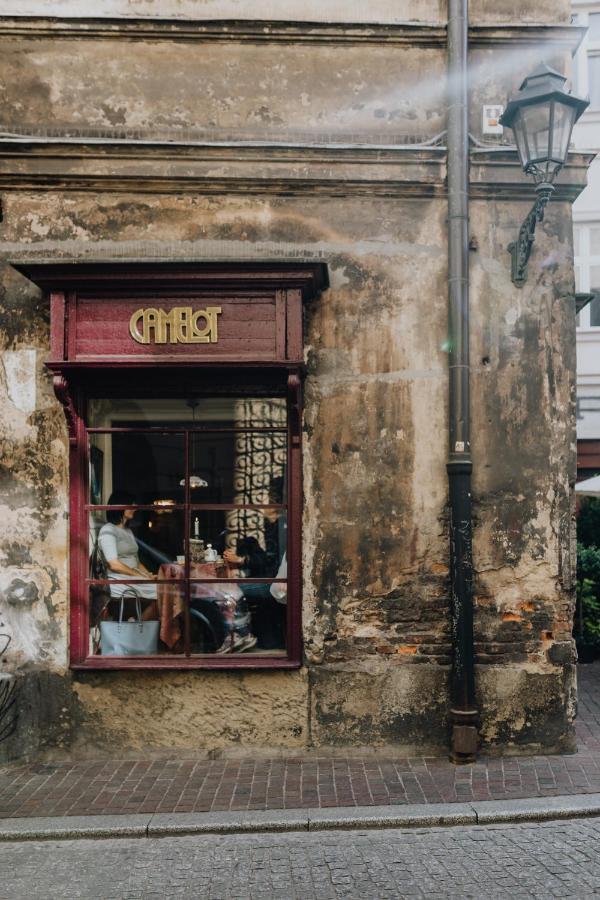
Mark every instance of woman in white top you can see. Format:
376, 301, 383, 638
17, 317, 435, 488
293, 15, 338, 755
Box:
98, 492, 157, 620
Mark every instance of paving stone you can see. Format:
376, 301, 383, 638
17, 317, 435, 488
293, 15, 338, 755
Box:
3, 818, 600, 898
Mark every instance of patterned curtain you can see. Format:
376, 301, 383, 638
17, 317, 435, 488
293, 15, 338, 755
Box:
226, 399, 287, 548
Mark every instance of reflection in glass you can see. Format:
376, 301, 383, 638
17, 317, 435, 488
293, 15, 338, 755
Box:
88, 431, 185, 506
88, 396, 286, 427
522, 101, 550, 163
187, 430, 286, 505
188, 581, 255, 654
186, 582, 286, 655
187, 509, 287, 577
550, 102, 576, 165
89, 584, 185, 657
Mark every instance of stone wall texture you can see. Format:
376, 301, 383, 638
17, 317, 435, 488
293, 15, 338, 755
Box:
0, 1, 587, 759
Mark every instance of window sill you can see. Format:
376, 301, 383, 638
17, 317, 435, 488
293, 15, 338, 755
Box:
71, 654, 301, 671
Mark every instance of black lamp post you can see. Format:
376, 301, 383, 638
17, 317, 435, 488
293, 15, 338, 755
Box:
499, 64, 588, 286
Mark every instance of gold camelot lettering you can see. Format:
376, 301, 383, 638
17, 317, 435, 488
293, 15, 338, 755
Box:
129, 306, 222, 345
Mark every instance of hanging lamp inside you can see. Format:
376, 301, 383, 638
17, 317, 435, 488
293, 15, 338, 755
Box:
180, 399, 208, 489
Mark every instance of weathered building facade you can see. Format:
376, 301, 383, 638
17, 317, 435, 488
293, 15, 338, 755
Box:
0, 1, 592, 759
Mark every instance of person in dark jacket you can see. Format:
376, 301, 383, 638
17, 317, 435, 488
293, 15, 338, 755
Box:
223, 535, 285, 649
226, 536, 269, 577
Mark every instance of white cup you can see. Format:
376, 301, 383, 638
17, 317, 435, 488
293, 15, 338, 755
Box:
176, 555, 185, 565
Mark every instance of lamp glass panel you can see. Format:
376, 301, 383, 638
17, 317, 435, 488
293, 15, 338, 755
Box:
511, 110, 531, 169
521, 100, 552, 163
550, 101, 576, 164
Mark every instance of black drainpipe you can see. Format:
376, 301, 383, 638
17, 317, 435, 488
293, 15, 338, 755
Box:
447, 0, 478, 763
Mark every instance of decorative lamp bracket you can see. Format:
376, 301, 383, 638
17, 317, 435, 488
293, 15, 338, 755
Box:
507, 182, 555, 287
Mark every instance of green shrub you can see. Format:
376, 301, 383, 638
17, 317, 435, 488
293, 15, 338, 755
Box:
577, 496, 600, 548
575, 532, 600, 659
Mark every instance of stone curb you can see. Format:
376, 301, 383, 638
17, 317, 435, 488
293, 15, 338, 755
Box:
1, 794, 600, 841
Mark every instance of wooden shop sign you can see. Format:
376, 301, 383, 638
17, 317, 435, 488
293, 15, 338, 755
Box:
13, 262, 329, 364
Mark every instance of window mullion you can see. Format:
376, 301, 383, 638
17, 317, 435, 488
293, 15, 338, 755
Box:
184, 429, 191, 657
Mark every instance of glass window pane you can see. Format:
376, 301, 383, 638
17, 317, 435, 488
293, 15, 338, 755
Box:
590, 56, 600, 110
85, 393, 291, 661
522, 100, 551, 162
590, 228, 600, 255
88, 396, 286, 427
188, 585, 238, 654
512, 110, 530, 169
575, 265, 582, 292
589, 13, 600, 40
90, 509, 185, 578
574, 226, 581, 257
590, 291, 600, 327
89, 584, 185, 657
187, 508, 287, 577
550, 102, 576, 163
189, 430, 287, 505
591, 265, 600, 291
187, 581, 287, 655
89, 431, 185, 505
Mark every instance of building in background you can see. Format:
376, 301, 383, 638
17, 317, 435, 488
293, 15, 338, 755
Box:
573, 1, 600, 478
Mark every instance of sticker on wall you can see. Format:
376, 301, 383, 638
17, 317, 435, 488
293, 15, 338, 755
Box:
482, 105, 504, 136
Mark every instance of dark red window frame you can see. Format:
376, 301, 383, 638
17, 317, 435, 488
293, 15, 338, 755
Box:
13, 261, 328, 670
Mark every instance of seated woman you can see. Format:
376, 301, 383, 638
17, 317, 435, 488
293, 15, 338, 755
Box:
98, 491, 158, 621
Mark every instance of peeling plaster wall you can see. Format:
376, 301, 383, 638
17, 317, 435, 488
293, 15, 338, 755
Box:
0, 280, 69, 673
468, 197, 578, 752
0, 3, 583, 758
0, 40, 446, 139
4, 0, 571, 25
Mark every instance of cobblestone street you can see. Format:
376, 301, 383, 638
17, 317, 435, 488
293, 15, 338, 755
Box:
1, 816, 599, 899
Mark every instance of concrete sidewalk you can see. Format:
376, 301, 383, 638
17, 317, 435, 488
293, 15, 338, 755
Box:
3, 793, 600, 842
0, 663, 599, 825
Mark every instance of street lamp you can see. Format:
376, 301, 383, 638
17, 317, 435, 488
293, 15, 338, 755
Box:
499, 64, 589, 286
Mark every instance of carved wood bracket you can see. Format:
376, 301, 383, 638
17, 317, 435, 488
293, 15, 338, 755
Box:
53, 375, 78, 445
288, 372, 302, 448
